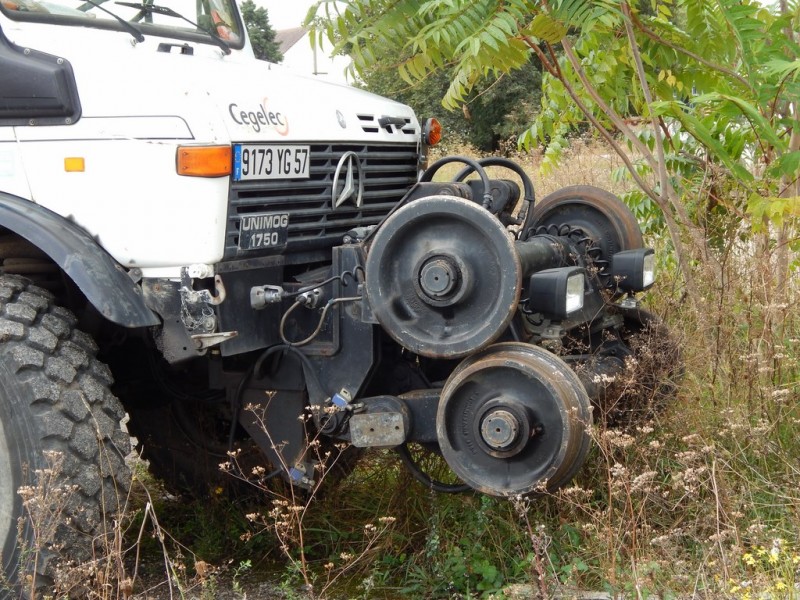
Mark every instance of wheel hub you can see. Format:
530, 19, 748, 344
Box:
417, 255, 460, 302
481, 408, 519, 445
364, 195, 521, 359
476, 401, 531, 458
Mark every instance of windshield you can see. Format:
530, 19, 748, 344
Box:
1, 0, 243, 48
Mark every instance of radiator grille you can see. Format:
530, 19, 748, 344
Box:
225, 143, 419, 260
357, 114, 417, 135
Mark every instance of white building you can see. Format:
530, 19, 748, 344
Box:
276, 27, 353, 86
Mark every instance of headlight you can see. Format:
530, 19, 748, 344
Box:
565, 271, 585, 313
611, 248, 656, 292
527, 267, 586, 319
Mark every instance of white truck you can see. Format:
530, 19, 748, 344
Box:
0, 0, 676, 594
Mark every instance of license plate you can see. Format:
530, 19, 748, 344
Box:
233, 144, 310, 181
238, 212, 290, 251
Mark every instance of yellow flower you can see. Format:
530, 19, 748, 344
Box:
743, 553, 756, 566
774, 580, 786, 591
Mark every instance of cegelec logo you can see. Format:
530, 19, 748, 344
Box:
228, 98, 289, 135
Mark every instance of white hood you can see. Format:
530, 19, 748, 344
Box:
8, 25, 419, 144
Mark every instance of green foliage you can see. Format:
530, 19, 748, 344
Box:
308, 0, 800, 296
530, 0, 800, 238
307, 1, 538, 109
399, 494, 530, 597
729, 542, 800, 598
149, 494, 274, 563
748, 193, 800, 231
240, 0, 282, 62
360, 61, 542, 151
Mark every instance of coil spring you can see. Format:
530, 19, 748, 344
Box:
534, 223, 611, 284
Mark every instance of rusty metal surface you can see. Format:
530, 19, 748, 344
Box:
350, 412, 407, 448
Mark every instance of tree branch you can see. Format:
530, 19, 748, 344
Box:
621, 2, 714, 301
620, 3, 697, 236
558, 37, 660, 175
525, 34, 708, 311
524, 37, 661, 207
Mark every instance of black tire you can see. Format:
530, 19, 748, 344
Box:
0, 275, 131, 597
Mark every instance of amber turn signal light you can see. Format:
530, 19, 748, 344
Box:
64, 157, 85, 172
423, 118, 442, 146
177, 145, 232, 177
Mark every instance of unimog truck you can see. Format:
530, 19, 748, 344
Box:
0, 0, 679, 592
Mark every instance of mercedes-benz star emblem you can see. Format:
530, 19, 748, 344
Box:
332, 151, 364, 209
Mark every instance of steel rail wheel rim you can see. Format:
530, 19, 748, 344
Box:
436, 343, 592, 496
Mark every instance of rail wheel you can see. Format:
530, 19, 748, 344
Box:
436, 342, 592, 496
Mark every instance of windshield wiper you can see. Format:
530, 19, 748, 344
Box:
83, 0, 145, 42
115, 1, 230, 54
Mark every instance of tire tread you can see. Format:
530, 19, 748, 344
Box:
0, 274, 132, 591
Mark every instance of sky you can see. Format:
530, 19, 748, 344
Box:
257, 0, 353, 84
260, 1, 315, 30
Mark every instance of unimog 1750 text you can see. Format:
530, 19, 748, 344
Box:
0, 0, 679, 593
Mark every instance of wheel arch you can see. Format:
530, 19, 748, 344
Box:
0, 191, 159, 328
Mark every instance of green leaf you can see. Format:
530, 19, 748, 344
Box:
764, 58, 800, 81
717, 94, 785, 151
747, 194, 800, 230
691, 92, 785, 152
652, 101, 754, 183
524, 13, 567, 42
768, 151, 800, 179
